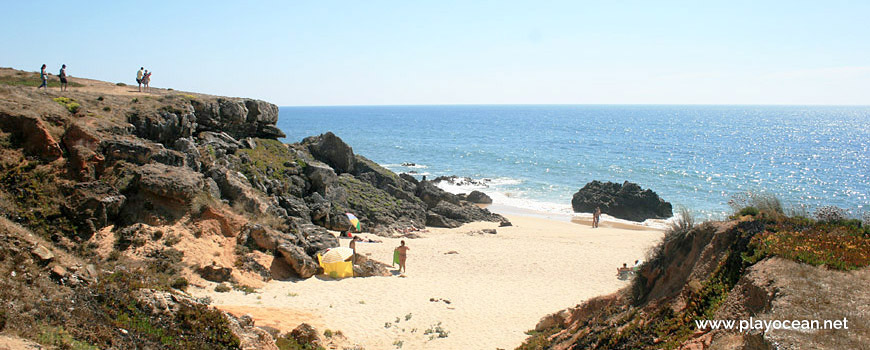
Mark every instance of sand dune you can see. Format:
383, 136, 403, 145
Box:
194, 215, 662, 349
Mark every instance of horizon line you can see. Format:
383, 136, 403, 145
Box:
278, 103, 870, 108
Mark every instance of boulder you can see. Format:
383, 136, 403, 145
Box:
198, 131, 242, 155
0, 114, 62, 160
278, 196, 312, 222
100, 137, 156, 165
134, 163, 204, 203
173, 137, 201, 171
289, 323, 321, 347
428, 201, 505, 224
303, 132, 355, 174
200, 206, 247, 237
242, 223, 300, 252
62, 181, 126, 239
303, 162, 338, 196
276, 243, 318, 278
535, 310, 571, 332
192, 98, 283, 140
32, 245, 55, 263
466, 190, 493, 204
415, 180, 460, 208
304, 193, 331, 222
197, 264, 233, 283
62, 123, 104, 180
127, 109, 196, 145
298, 224, 339, 256
426, 212, 460, 228
353, 260, 392, 277
209, 167, 272, 215
571, 180, 673, 222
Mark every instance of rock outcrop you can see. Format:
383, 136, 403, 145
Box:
571, 180, 673, 221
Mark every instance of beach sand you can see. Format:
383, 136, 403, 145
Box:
195, 215, 663, 349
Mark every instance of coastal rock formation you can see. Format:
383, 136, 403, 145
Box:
466, 190, 493, 204
571, 180, 673, 221
303, 132, 356, 174
0, 67, 513, 348
0, 114, 63, 160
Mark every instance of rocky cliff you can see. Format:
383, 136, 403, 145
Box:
0, 67, 506, 349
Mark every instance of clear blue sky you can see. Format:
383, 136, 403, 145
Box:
3, 1, 868, 106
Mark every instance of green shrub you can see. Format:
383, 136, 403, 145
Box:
214, 284, 231, 293
116, 82, 126, 86
53, 97, 81, 114
737, 206, 759, 217
102, 106, 111, 112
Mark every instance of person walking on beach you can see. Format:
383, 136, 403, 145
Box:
59, 64, 68, 91
593, 207, 601, 228
395, 240, 410, 274
136, 67, 144, 91
38, 64, 49, 89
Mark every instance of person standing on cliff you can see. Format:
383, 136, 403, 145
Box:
136, 67, 144, 91
395, 240, 410, 274
142, 70, 152, 92
37, 64, 49, 90
59, 64, 68, 91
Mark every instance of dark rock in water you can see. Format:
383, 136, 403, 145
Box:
571, 180, 673, 222
431, 175, 490, 187
466, 190, 493, 204
197, 264, 233, 283
401, 162, 416, 167
303, 132, 356, 174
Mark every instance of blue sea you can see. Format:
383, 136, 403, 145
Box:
278, 105, 870, 221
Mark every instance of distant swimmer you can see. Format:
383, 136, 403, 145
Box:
395, 240, 410, 274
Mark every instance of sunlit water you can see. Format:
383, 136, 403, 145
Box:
278, 105, 870, 220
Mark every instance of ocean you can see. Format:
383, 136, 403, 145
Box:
278, 105, 870, 221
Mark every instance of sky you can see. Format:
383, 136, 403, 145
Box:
2, 1, 869, 106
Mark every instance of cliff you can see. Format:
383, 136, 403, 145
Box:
0, 67, 505, 349
519, 210, 870, 349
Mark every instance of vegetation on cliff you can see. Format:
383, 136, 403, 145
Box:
520, 199, 869, 350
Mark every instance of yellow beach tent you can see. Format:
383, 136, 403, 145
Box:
317, 247, 354, 278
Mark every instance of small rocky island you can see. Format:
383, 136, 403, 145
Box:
571, 180, 673, 221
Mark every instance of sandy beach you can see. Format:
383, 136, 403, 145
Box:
194, 215, 662, 349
